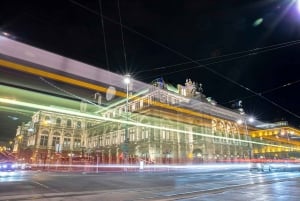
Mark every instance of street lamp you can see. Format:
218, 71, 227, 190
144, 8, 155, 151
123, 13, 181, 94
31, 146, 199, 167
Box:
123, 74, 131, 163
237, 116, 255, 160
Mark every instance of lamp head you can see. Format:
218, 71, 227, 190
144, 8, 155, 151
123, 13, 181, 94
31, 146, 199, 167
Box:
124, 74, 131, 84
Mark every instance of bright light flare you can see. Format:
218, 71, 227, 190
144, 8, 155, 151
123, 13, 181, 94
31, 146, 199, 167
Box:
123, 74, 131, 84
248, 117, 255, 123
297, 0, 300, 13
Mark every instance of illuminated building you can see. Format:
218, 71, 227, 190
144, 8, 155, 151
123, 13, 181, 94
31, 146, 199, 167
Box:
11, 78, 300, 165
86, 79, 264, 164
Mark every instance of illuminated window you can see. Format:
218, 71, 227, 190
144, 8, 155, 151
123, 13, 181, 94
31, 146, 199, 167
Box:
140, 100, 143, 108
74, 138, 81, 148
162, 130, 166, 139
63, 138, 71, 147
131, 103, 136, 111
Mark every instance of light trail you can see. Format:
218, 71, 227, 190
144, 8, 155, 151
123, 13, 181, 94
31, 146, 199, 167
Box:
0, 97, 299, 151
0, 57, 241, 124
0, 59, 126, 98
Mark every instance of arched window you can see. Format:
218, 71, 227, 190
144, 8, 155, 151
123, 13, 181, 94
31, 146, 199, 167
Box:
56, 118, 61, 126
52, 132, 61, 146
63, 133, 71, 148
44, 116, 51, 125
67, 119, 72, 128
74, 138, 81, 148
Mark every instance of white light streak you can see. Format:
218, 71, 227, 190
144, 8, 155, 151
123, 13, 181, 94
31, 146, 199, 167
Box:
0, 97, 299, 151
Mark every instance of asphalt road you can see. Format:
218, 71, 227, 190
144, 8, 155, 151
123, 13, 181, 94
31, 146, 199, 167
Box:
1, 165, 300, 201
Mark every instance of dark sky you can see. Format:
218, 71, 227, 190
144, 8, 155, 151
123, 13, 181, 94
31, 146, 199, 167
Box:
1, 0, 300, 140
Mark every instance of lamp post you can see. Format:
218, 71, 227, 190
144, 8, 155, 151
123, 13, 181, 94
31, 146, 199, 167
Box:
237, 116, 254, 160
123, 74, 131, 164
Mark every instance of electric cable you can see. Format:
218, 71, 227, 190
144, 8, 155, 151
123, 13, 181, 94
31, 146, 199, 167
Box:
117, 0, 128, 72
137, 39, 300, 74
98, 0, 110, 70
142, 40, 300, 80
224, 79, 300, 104
68, 0, 300, 120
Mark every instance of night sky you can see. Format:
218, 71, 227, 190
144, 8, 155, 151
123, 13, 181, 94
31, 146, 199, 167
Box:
1, 0, 300, 140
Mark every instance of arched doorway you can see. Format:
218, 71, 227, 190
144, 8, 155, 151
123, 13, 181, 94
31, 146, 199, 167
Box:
193, 148, 203, 163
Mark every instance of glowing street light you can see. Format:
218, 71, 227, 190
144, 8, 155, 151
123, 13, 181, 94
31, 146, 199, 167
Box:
248, 117, 255, 123
237, 115, 255, 160
124, 74, 131, 85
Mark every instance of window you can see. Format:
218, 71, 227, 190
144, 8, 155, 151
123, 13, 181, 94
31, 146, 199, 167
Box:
99, 136, 103, 146
129, 128, 135, 141
105, 136, 110, 145
162, 130, 166, 139
67, 119, 72, 128
44, 116, 51, 125
140, 100, 143, 109
40, 135, 48, 146
131, 103, 136, 111
74, 138, 81, 148
77, 121, 81, 128
63, 138, 71, 147
87, 122, 92, 128
56, 118, 61, 126
112, 133, 117, 144
52, 137, 60, 146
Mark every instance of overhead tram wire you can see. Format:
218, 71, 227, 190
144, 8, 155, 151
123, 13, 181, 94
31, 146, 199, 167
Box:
68, 0, 300, 120
136, 39, 300, 74
224, 78, 300, 105
98, 0, 110, 70
117, 0, 128, 72
142, 39, 300, 80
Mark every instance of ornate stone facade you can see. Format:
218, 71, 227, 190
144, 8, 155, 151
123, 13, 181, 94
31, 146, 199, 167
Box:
14, 80, 300, 164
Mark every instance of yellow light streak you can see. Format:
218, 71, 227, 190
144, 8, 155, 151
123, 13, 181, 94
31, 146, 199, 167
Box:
0, 59, 126, 97
0, 58, 233, 124
2, 58, 300, 149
